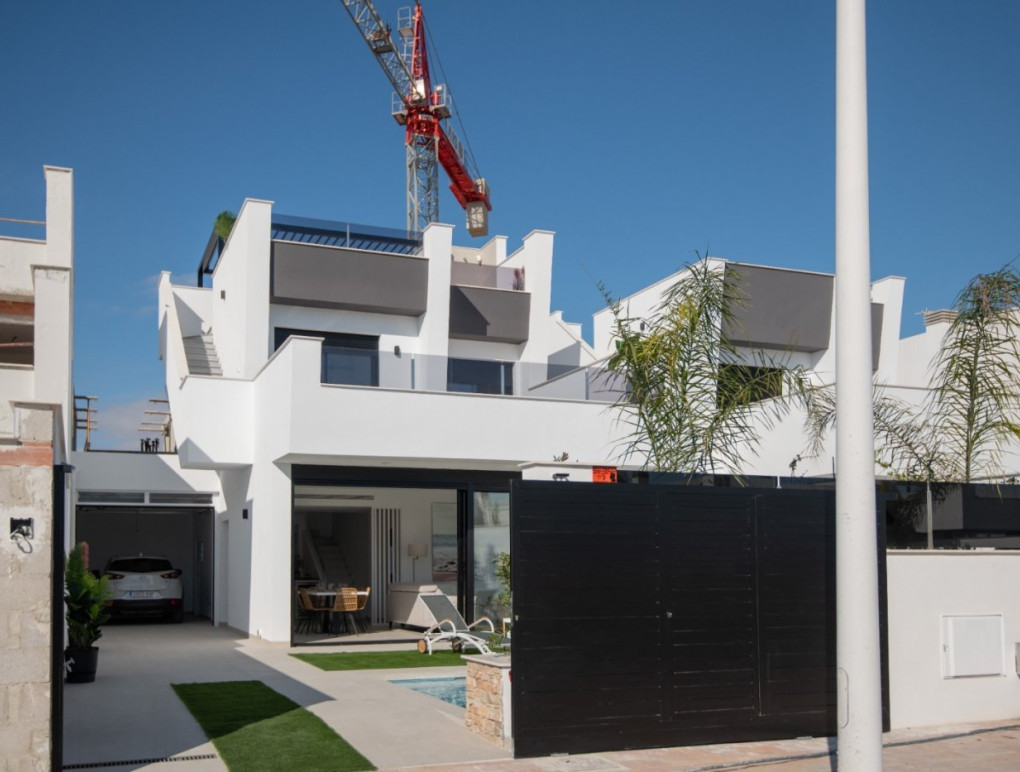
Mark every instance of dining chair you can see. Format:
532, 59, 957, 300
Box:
294, 590, 312, 634
354, 587, 371, 630
333, 587, 361, 635
301, 588, 333, 634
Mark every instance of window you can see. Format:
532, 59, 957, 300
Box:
717, 364, 783, 407
447, 358, 513, 395
274, 328, 379, 386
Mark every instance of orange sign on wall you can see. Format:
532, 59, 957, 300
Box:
592, 466, 618, 483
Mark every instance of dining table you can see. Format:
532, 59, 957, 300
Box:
307, 589, 369, 635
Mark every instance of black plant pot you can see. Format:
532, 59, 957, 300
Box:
65, 647, 99, 683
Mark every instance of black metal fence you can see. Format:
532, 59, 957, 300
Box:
510, 481, 888, 758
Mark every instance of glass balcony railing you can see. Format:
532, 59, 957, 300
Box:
313, 345, 623, 403
450, 261, 525, 291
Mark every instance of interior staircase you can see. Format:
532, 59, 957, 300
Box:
313, 537, 356, 587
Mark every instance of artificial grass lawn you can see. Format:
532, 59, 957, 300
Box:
292, 649, 466, 671
172, 680, 374, 772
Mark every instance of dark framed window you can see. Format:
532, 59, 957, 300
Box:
447, 358, 513, 395
717, 364, 783, 407
274, 328, 379, 386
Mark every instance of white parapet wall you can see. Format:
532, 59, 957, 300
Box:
887, 550, 1020, 728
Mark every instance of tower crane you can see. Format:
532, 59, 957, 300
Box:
340, 0, 492, 237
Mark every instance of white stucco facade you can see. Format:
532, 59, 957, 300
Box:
153, 203, 627, 640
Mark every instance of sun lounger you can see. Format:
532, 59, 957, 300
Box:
416, 594, 495, 655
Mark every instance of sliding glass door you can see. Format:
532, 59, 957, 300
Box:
470, 491, 510, 624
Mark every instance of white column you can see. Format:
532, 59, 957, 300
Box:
835, 0, 884, 769
418, 222, 454, 390
33, 266, 72, 448
41, 166, 75, 448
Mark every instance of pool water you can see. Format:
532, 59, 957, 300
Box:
391, 676, 466, 707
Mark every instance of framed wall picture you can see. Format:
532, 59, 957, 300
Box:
431, 502, 457, 581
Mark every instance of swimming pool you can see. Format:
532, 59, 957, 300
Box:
390, 676, 466, 707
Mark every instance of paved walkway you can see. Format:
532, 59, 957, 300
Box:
398, 721, 1020, 771
63, 620, 1020, 771
63, 620, 508, 771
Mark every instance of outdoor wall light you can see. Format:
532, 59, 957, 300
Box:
408, 543, 428, 582
9, 518, 34, 554
394, 345, 401, 356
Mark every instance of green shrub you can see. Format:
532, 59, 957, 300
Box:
65, 543, 111, 650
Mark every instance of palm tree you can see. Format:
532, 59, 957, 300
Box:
806, 265, 1020, 546
602, 258, 813, 480
925, 265, 1020, 482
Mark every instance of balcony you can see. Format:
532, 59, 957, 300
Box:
450, 261, 523, 291
259, 337, 626, 468
301, 343, 621, 403
448, 287, 530, 344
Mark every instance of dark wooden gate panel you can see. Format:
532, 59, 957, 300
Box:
511, 481, 884, 759
660, 490, 759, 729
511, 484, 663, 751
755, 492, 836, 733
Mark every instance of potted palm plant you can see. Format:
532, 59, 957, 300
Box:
64, 542, 112, 683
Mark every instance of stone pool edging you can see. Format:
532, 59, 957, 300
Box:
463, 654, 512, 750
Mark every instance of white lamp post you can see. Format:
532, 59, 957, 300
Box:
835, 0, 884, 768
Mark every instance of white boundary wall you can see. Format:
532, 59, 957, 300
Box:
887, 550, 1020, 728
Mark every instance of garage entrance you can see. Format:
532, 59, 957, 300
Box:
76, 506, 214, 619
510, 481, 889, 758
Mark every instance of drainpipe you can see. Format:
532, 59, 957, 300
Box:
51, 463, 73, 772
925, 480, 934, 549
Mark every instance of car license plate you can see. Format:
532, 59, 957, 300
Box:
127, 591, 155, 598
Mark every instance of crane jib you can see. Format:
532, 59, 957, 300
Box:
340, 0, 490, 235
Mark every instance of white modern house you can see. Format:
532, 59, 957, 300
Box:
68, 187, 1020, 651
147, 199, 632, 642
79, 194, 1011, 628
5, 168, 1014, 736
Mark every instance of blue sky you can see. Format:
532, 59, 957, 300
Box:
3, 1, 1019, 449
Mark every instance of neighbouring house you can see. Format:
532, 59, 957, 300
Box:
0, 165, 75, 771
591, 258, 909, 479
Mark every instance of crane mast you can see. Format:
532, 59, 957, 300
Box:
340, 0, 492, 236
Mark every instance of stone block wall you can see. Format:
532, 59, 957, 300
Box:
465, 655, 512, 750
0, 406, 56, 771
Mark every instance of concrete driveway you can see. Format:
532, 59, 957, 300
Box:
62, 619, 510, 770
62, 620, 1020, 771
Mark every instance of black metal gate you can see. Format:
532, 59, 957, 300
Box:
510, 481, 888, 758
